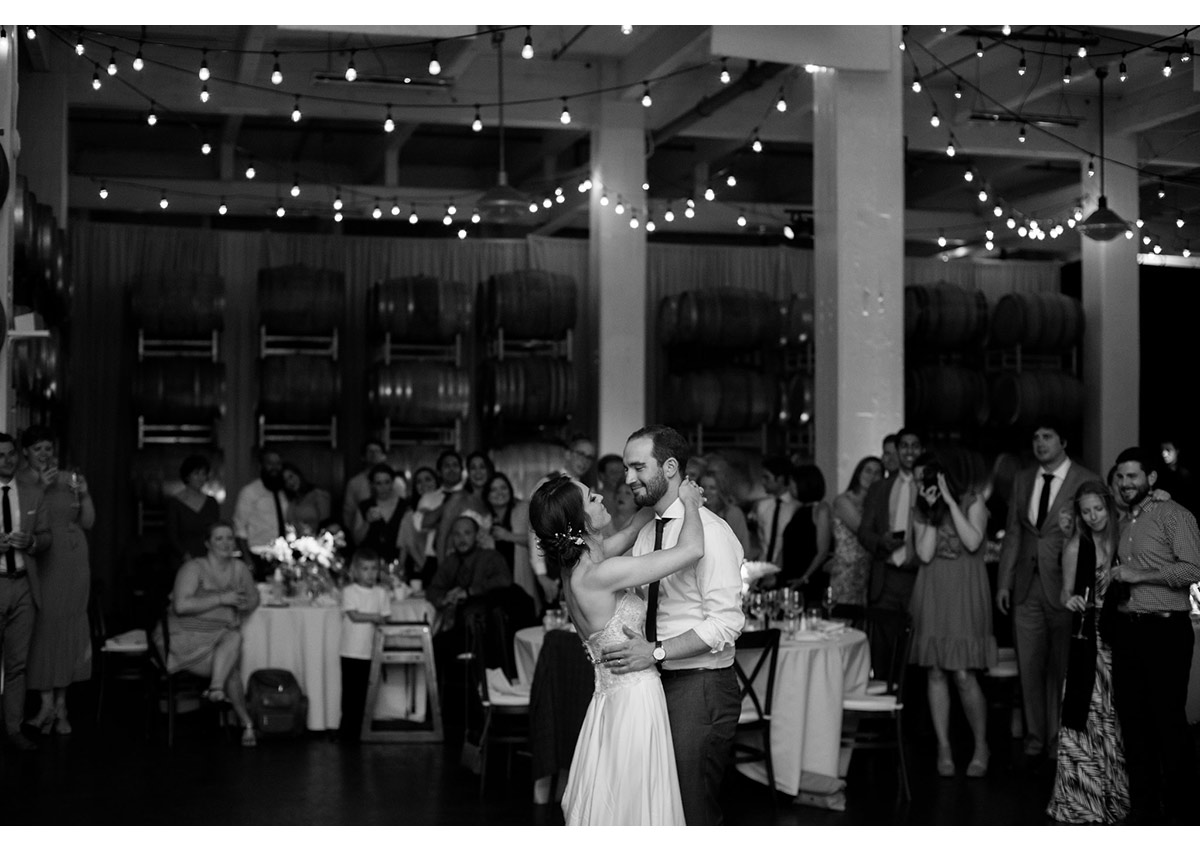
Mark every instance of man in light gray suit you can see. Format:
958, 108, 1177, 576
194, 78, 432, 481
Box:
996, 418, 1097, 763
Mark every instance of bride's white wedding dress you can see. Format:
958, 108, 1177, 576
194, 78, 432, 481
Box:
562, 589, 685, 825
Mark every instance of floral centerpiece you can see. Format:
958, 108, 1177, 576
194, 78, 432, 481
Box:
252, 527, 347, 601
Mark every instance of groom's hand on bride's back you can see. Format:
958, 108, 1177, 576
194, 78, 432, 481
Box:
599, 625, 655, 674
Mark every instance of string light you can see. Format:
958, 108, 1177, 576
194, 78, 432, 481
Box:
1158, 179, 1166, 199
1077, 44, 1088, 59
985, 240, 994, 251
333, 193, 343, 211
964, 169, 974, 183
641, 82, 652, 108
784, 225, 795, 240
472, 105, 482, 132
1125, 229, 1134, 240
621, 25, 633, 35
543, 197, 553, 209
334, 211, 343, 223
98, 182, 108, 200
276, 203, 286, 218
578, 178, 592, 193
664, 207, 675, 222
899, 27, 907, 52
132, 44, 145, 72
384, 105, 395, 133
993, 204, 1003, 217
522, 27, 534, 60
930, 106, 940, 128
1119, 55, 1128, 82
646, 217, 656, 233
1184, 245, 1192, 258
1018, 225, 1028, 237
245, 161, 256, 180
409, 205, 419, 224
911, 72, 922, 93
1001, 25, 1011, 36
615, 197, 626, 215
527, 202, 538, 214
1006, 217, 1017, 229
600, 192, 609, 207
720, 59, 730, 84
471, 208, 481, 224
428, 42, 441, 76
735, 213, 747, 228
271, 52, 283, 85
775, 87, 788, 112
146, 102, 158, 126
25, 27, 35, 40
218, 198, 227, 216
290, 176, 301, 198
630, 214, 640, 229
1182, 42, 1193, 63
726, 174, 737, 187
986, 229, 995, 240
75, 35, 85, 56
201, 140, 212, 156
458, 228, 468, 240
391, 200, 401, 216
345, 52, 357, 82
159, 192, 169, 210
751, 133, 762, 153
1018, 124, 1027, 143
1018, 50, 1027, 76
1178, 217, 1186, 228
954, 80, 963, 100
107, 51, 118, 76
199, 84, 209, 103
937, 231, 947, 248
1136, 218, 1145, 228
1074, 207, 1084, 222
291, 97, 302, 122
978, 188, 989, 203
975, 39, 984, 59
1163, 55, 1172, 77
945, 134, 957, 157
704, 186, 716, 202
372, 200, 382, 219
1063, 61, 1072, 84
92, 69, 101, 90
198, 49, 210, 81
560, 98, 571, 125
1087, 159, 1095, 178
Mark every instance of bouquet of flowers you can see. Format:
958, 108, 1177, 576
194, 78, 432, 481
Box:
252, 526, 347, 600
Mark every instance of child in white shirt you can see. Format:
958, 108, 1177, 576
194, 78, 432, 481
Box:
339, 546, 391, 742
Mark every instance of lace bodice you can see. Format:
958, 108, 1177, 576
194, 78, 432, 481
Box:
580, 590, 660, 694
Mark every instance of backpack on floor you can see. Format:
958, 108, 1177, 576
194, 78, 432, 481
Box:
246, 668, 308, 737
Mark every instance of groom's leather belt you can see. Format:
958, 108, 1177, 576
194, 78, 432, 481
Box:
659, 667, 722, 680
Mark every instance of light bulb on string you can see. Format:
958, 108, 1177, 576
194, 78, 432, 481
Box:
92, 69, 101, 90
1183, 42, 1193, 63
964, 169, 974, 183
1078, 44, 1087, 59
428, 43, 441, 76
458, 229, 467, 240
704, 186, 715, 202
986, 229, 995, 240
271, 52, 282, 85
737, 214, 747, 228
946, 134, 957, 157
98, 182, 108, 200
333, 211, 343, 223
937, 231, 947, 248
775, 87, 788, 111
146, 102, 158, 126
630, 214, 640, 229
527, 202, 538, 214
726, 174, 737, 187
560, 98, 571, 125
1067, 218, 1076, 229
954, 80, 963, 100
372, 200, 382, 220
384, 105, 395, 133
132, 44, 144, 71
198, 50, 209, 81
1163, 55, 1172, 77
291, 97, 302, 122
1006, 217, 1016, 229
930, 106, 940, 128
1063, 61, 1072, 84
75, 35, 85, 56
1136, 218, 1144, 228
471, 208, 481, 223
664, 207, 675, 222
107, 51, 118, 76
621, 25, 633, 35
245, 161, 256, 180
1143, 234, 1152, 246
472, 106, 482, 132
521, 27, 534, 60
784, 225, 795, 240
720, 59, 730, 84
911, 73, 922, 93
1178, 217, 1186, 228
556, 193, 565, 204
1154, 243, 1163, 254
201, 140, 212, 156
641, 83, 652, 108
993, 204, 1004, 217
1119, 57, 1128, 82
975, 39, 984, 59
1158, 179, 1166, 199
1018, 225, 1028, 237
1125, 229, 1134, 240
290, 176, 300, 198
1184, 245, 1193, 258
600, 192, 609, 207
1074, 207, 1084, 222
218, 199, 227, 216
986, 240, 995, 250
684, 205, 695, 219
1001, 25, 1011, 36
409, 205, 419, 225
615, 198, 626, 215
447, 201, 457, 216
199, 84, 209, 103
276, 203, 286, 219
159, 192, 169, 210
646, 218, 656, 233
1018, 124, 1027, 143
899, 26, 907, 51
978, 188, 989, 203
345, 52, 357, 82
1018, 50, 1027, 76
543, 197, 553, 209
578, 178, 592, 193
333, 193, 343, 211
752, 133, 763, 153
25, 27, 35, 40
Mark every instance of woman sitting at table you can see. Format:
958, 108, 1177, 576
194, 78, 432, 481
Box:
157, 520, 260, 747
353, 463, 408, 565
909, 448, 997, 778
282, 462, 332, 535
1046, 480, 1131, 824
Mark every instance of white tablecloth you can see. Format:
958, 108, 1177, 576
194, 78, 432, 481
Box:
514, 625, 547, 686
240, 597, 435, 730
735, 627, 871, 799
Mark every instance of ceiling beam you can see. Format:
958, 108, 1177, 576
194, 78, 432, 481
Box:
615, 26, 709, 101
1109, 69, 1200, 135
219, 26, 272, 158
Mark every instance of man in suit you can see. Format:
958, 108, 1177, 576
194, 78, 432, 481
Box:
0, 432, 52, 752
858, 427, 923, 669
996, 418, 1097, 763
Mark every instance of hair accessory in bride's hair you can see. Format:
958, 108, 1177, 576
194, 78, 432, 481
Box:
553, 529, 585, 546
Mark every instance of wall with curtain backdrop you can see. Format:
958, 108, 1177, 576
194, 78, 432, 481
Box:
66, 219, 1063, 622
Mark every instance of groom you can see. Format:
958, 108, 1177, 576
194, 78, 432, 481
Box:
601, 424, 745, 825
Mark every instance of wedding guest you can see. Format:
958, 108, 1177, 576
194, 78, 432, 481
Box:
398, 465, 440, 582
156, 521, 260, 747
484, 472, 528, 579
1046, 480, 1130, 824
428, 512, 512, 629
780, 463, 832, 600
910, 448, 996, 778
829, 456, 884, 606
698, 471, 752, 557
282, 462, 332, 535
22, 426, 95, 737
338, 546, 392, 744
464, 451, 495, 499
602, 483, 641, 538
233, 446, 288, 579
353, 464, 408, 565
596, 453, 625, 516
881, 433, 900, 480
754, 455, 798, 572
341, 438, 389, 531
165, 454, 220, 569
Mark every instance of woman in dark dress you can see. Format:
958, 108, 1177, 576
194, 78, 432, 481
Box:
780, 463, 832, 602
165, 454, 220, 568
282, 462, 331, 535
352, 463, 408, 564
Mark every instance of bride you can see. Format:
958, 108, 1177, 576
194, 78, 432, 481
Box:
529, 473, 706, 826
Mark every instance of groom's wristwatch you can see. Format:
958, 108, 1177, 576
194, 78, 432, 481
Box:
652, 641, 666, 662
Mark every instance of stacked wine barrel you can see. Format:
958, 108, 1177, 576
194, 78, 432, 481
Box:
367, 276, 473, 429
129, 274, 228, 510
484, 270, 578, 426
986, 291, 1085, 432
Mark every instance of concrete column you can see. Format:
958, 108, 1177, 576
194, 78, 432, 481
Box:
811, 54, 905, 493
1, 30, 18, 432
590, 99, 646, 454
1080, 134, 1139, 472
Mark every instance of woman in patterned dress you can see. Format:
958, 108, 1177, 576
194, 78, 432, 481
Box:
829, 456, 883, 606
1046, 480, 1130, 824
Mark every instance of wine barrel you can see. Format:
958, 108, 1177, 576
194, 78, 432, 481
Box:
989, 292, 1083, 352
668, 368, 775, 429
258, 265, 345, 335
989, 371, 1084, 430
487, 270, 577, 339
133, 361, 227, 422
906, 365, 989, 430
10, 333, 60, 402
131, 445, 225, 507
368, 277, 475, 342
488, 357, 577, 423
369, 362, 471, 425
131, 274, 226, 337
670, 288, 781, 349
259, 355, 341, 421
907, 284, 988, 349
37, 227, 70, 325
657, 295, 681, 345
12, 177, 32, 264
490, 442, 569, 501
780, 294, 814, 346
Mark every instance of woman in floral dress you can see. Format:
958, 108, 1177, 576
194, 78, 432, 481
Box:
829, 456, 883, 606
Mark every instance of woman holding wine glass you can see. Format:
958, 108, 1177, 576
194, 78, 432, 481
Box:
1046, 480, 1130, 824
19, 425, 95, 736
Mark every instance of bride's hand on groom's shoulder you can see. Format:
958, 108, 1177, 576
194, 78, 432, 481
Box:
679, 478, 705, 510
598, 625, 655, 674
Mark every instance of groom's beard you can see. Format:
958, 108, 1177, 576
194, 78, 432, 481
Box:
632, 470, 669, 508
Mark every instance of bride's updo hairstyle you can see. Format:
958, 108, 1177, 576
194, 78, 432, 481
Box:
530, 473, 590, 580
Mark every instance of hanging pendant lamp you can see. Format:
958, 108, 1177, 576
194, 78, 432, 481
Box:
1078, 67, 1130, 242
476, 31, 531, 221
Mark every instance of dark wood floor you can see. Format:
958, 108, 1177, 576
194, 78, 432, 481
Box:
7, 675, 1166, 828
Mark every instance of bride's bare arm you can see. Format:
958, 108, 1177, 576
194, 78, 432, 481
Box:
600, 507, 655, 558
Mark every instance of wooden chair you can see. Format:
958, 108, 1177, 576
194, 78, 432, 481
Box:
144, 606, 225, 746
360, 621, 442, 743
468, 638, 530, 798
91, 588, 153, 729
840, 607, 914, 802
732, 627, 782, 815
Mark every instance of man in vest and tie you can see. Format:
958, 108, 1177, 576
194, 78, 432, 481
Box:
858, 427, 924, 670
233, 446, 289, 581
0, 432, 52, 752
753, 455, 798, 577
997, 418, 1096, 765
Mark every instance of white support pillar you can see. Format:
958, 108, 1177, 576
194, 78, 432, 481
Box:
1, 30, 18, 433
590, 99, 646, 454
1081, 135, 1139, 472
811, 51, 905, 492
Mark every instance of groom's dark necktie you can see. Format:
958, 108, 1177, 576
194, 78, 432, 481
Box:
645, 517, 668, 643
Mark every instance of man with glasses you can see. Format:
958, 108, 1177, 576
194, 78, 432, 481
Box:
528, 435, 598, 604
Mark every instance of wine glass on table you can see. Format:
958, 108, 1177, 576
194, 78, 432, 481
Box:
823, 585, 836, 622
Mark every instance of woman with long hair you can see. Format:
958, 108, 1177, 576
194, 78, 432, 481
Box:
909, 447, 997, 778
828, 456, 884, 606
780, 463, 833, 599
281, 461, 331, 535
1046, 479, 1130, 824
529, 473, 707, 825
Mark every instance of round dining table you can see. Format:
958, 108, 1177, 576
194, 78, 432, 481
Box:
240, 595, 435, 730
734, 625, 871, 805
